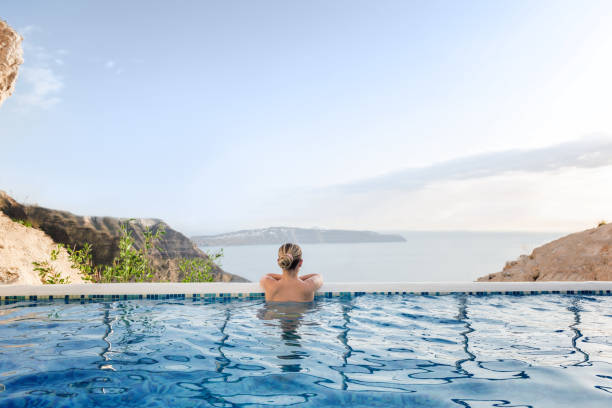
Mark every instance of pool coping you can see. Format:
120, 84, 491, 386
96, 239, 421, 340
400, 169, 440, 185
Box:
0, 281, 611, 303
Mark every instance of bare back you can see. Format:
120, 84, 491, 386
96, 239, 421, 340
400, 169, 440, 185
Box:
260, 273, 323, 302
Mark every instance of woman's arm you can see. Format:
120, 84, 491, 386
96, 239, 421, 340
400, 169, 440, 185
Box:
259, 274, 281, 291
301, 273, 323, 291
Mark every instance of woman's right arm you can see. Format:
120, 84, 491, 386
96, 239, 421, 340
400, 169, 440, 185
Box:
301, 274, 323, 291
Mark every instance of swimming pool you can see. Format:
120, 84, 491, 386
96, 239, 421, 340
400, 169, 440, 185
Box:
1, 293, 611, 407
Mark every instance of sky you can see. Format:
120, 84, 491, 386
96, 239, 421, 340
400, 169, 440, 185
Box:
1, 0, 611, 235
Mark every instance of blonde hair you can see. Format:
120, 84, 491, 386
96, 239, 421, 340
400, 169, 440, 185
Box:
277, 243, 302, 271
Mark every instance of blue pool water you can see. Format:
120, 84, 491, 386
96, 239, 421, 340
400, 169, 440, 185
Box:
0, 294, 611, 407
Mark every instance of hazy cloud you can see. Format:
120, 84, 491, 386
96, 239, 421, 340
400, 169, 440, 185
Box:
17, 67, 63, 109
14, 26, 65, 110
104, 59, 123, 74
339, 137, 612, 193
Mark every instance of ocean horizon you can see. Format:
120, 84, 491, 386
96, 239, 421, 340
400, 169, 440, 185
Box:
200, 230, 566, 283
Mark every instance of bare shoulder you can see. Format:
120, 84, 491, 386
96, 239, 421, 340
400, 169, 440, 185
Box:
300, 273, 323, 292
259, 274, 280, 290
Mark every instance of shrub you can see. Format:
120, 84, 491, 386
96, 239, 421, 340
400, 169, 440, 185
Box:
65, 243, 99, 282
32, 260, 71, 284
598, 220, 607, 227
32, 245, 71, 284
53, 220, 167, 283
180, 249, 223, 283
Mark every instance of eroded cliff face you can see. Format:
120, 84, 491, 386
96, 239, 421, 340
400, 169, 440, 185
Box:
479, 224, 612, 282
0, 20, 23, 106
0, 191, 247, 282
0, 212, 88, 285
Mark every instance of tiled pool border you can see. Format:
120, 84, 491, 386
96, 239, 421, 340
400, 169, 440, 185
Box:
0, 281, 611, 304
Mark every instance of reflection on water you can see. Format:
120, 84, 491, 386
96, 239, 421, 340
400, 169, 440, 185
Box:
455, 294, 475, 376
0, 294, 611, 407
567, 297, 590, 367
257, 302, 317, 372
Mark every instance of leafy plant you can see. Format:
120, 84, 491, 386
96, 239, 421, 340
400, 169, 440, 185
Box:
65, 243, 100, 282
180, 249, 223, 283
79, 220, 167, 283
105, 222, 166, 282
32, 220, 228, 285
32, 260, 71, 284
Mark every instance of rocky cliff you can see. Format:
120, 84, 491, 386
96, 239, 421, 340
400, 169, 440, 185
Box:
0, 212, 88, 285
0, 20, 23, 106
193, 227, 407, 246
0, 191, 247, 282
478, 223, 612, 282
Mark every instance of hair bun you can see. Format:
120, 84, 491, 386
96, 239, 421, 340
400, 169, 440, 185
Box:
278, 253, 294, 270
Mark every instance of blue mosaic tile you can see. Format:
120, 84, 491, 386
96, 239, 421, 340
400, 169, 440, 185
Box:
2, 287, 612, 305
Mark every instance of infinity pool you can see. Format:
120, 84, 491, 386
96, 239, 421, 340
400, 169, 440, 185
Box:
1, 294, 611, 407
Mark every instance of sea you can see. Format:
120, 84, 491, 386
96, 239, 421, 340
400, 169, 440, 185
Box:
200, 231, 565, 282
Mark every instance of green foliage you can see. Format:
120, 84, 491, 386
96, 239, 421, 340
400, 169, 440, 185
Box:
65, 243, 99, 282
12, 218, 32, 228
34, 221, 225, 284
66, 220, 166, 283
32, 260, 71, 284
50, 245, 61, 261
180, 249, 223, 283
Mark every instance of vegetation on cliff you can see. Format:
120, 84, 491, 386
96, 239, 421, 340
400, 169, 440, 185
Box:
44, 220, 220, 283
0, 191, 247, 283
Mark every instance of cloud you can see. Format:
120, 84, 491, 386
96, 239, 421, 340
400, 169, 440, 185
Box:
338, 137, 612, 193
19, 25, 40, 36
104, 59, 123, 75
16, 67, 63, 109
13, 25, 65, 110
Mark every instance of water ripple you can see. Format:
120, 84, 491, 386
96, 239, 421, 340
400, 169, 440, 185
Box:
0, 294, 611, 407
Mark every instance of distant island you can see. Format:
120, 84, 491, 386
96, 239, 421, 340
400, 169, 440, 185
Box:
192, 227, 407, 246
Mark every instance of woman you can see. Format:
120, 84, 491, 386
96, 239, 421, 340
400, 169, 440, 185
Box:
259, 243, 323, 302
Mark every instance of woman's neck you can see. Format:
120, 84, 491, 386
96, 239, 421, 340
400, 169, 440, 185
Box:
282, 269, 299, 279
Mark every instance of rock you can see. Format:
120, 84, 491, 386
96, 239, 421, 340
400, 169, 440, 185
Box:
0, 267, 19, 284
0, 20, 23, 106
0, 191, 247, 282
478, 223, 612, 281
0, 212, 88, 285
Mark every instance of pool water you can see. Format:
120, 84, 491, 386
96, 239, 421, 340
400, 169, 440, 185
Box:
1, 294, 611, 407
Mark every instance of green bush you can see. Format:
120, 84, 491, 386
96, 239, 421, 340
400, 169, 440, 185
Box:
65, 243, 98, 282
32, 260, 71, 284
180, 249, 223, 283
36, 221, 223, 284
59, 220, 166, 283
32, 244, 71, 284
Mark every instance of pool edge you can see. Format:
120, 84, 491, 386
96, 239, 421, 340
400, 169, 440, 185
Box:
0, 281, 611, 304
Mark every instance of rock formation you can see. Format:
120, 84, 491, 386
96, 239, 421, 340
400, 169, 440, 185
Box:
0, 191, 247, 283
0, 20, 23, 106
0, 212, 87, 285
478, 223, 612, 282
